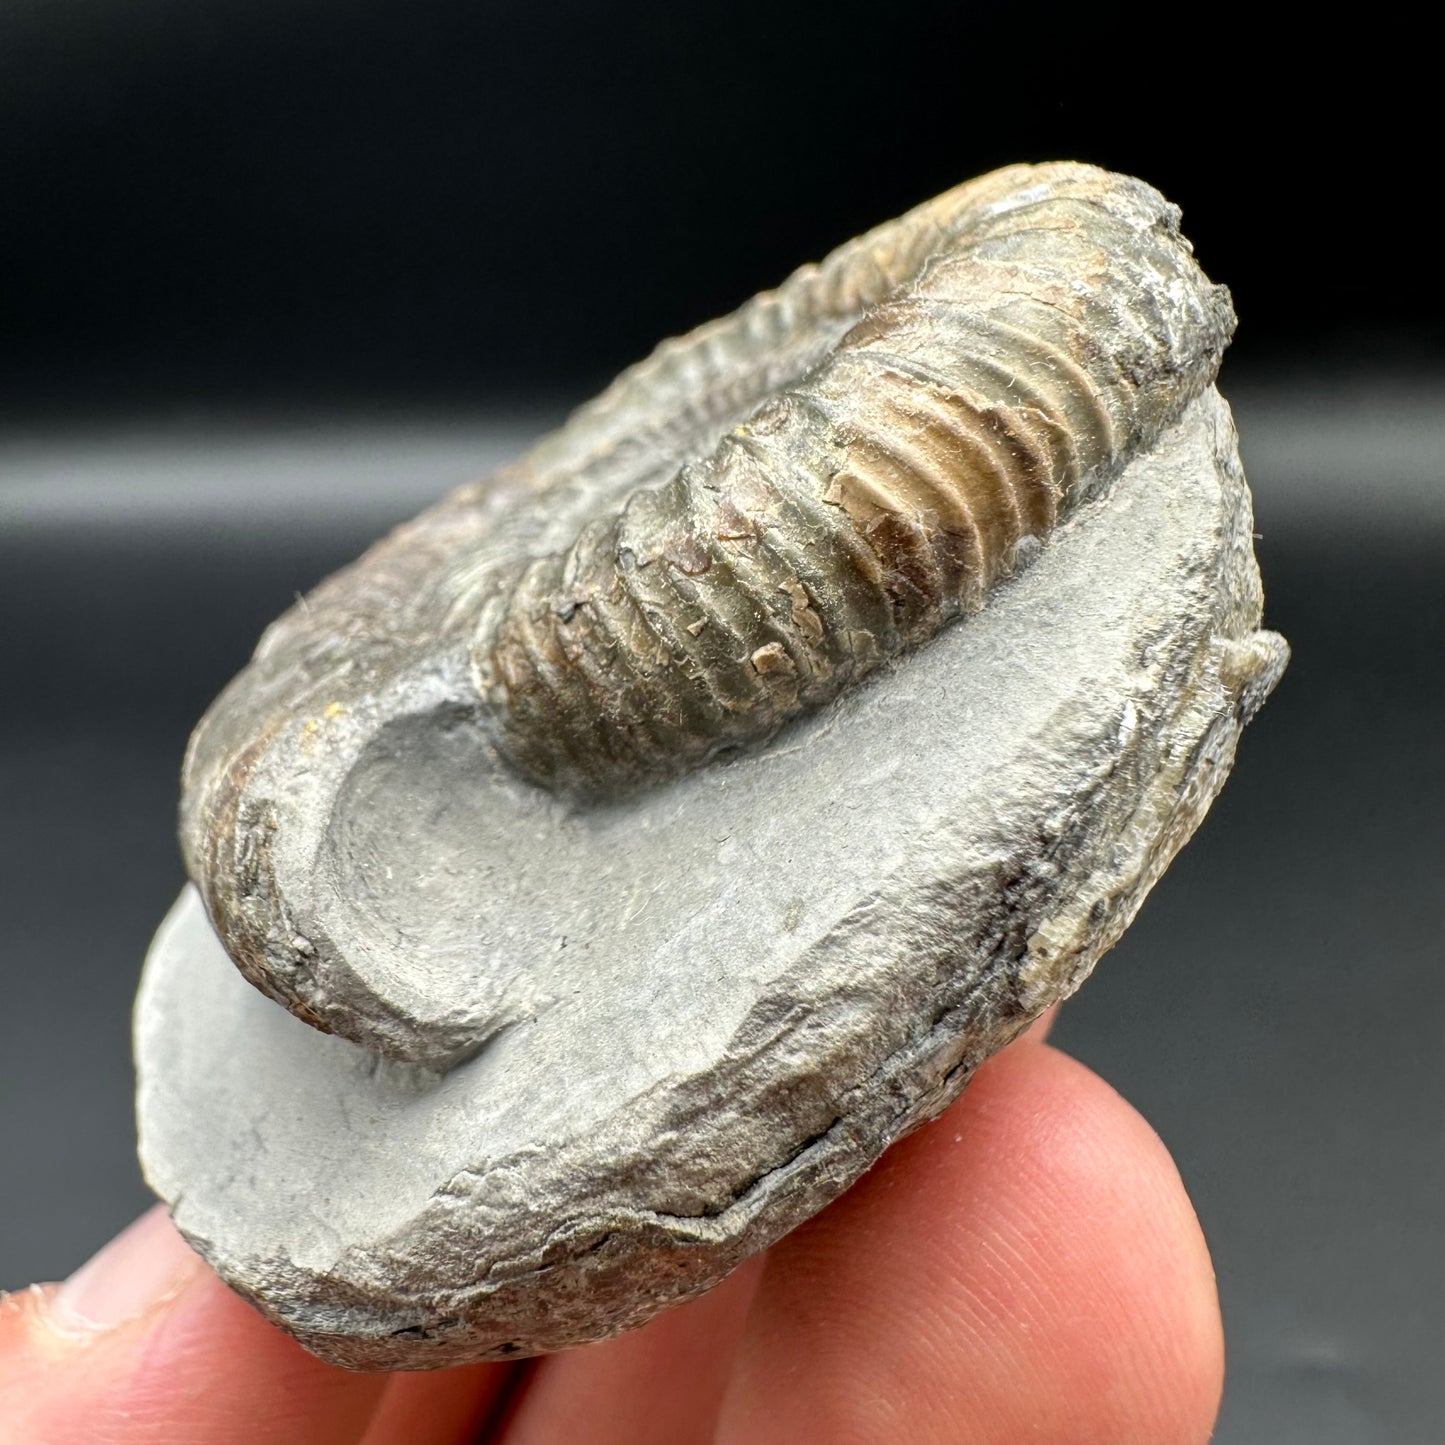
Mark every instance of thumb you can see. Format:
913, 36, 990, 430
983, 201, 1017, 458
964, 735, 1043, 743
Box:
0, 1206, 386, 1445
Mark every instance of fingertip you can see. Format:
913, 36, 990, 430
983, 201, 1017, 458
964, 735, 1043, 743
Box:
499, 1255, 765, 1445
718, 1041, 1224, 1445
0, 1209, 387, 1445
1016, 1002, 1060, 1046
362, 1360, 517, 1445
968, 1043, 1225, 1442
48, 1204, 204, 1337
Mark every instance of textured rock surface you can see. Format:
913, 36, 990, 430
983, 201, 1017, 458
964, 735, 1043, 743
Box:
176, 163, 1241, 1067
136, 387, 1286, 1368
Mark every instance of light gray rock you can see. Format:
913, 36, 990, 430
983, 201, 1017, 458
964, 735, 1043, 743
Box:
173, 163, 1240, 1068
135, 387, 1286, 1369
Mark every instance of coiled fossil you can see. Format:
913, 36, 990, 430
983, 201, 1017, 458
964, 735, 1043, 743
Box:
145, 161, 1287, 1366
482, 162, 1235, 795
175, 158, 1253, 1066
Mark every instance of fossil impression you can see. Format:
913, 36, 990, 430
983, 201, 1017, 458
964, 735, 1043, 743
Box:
135, 162, 1288, 1369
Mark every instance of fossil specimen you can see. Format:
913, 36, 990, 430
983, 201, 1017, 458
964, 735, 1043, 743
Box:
135, 162, 1287, 1369
486, 165, 1232, 795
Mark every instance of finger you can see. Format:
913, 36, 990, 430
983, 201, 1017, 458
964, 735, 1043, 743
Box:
0, 1205, 387, 1445
497, 1255, 764, 1445
715, 1042, 1224, 1445
493, 1004, 1061, 1445
361, 1361, 516, 1445
1017, 1001, 1059, 1045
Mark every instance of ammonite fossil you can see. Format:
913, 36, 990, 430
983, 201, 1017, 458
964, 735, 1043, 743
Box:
484, 163, 1233, 795
136, 162, 1287, 1368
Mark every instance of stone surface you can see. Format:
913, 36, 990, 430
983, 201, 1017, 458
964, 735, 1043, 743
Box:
136, 387, 1286, 1369
175, 165, 1237, 1066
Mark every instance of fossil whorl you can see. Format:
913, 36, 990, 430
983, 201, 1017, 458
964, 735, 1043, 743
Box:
143, 161, 1289, 1367
482, 162, 1236, 795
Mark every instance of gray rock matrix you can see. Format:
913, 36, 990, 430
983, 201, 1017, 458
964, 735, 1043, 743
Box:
173, 163, 1247, 1072
136, 382, 1286, 1368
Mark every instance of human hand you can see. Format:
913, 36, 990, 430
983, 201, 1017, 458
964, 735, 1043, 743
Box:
0, 1015, 1223, 1444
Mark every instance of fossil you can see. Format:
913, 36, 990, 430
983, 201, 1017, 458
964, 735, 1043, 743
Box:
135, 162, 1287, 1369
485, 164, 1233, 796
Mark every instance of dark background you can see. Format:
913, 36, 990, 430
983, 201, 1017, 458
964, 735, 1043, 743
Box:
0, 0, 1434, 418
1, 5, 1440, 1442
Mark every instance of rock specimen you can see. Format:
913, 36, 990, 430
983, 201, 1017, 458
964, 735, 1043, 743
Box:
134, 162, 1288, 1370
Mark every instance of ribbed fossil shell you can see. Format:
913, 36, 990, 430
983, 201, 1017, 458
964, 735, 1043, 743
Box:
483, 162, 1234, 793
177, 161, 1245, 1063
141, 163, 1288, 1367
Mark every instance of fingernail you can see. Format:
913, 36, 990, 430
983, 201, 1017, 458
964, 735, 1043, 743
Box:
51, 1205, 201, 1334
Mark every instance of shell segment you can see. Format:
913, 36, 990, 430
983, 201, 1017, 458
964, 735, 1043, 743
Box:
481, 163, 1235, 794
